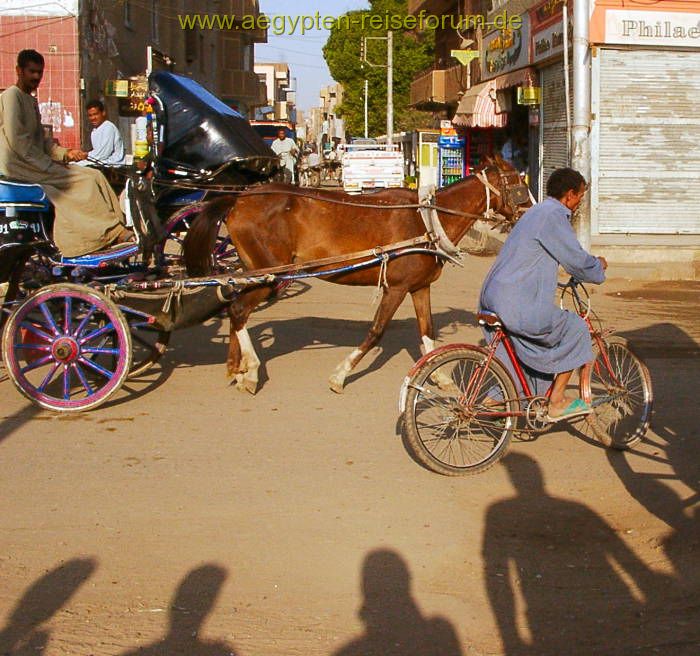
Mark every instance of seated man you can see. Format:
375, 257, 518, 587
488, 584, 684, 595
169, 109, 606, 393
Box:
0, 49, 131, 258
479, 167, 607, 421
75, 99, 125, 167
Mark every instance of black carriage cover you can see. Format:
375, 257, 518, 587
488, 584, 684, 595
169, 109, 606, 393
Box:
148, 71, 279, 184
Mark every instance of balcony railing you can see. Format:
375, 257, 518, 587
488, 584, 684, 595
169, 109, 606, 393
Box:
410, 64, 465, 107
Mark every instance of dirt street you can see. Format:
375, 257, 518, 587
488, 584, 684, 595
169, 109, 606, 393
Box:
1, 257, 698, 655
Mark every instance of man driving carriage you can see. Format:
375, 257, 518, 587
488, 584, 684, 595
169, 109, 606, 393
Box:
0, 49, 132, 258
479, 167, 608, 422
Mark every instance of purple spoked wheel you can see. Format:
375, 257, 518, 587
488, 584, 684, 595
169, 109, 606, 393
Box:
159, 206, 241, 274
2, 284, 132, 412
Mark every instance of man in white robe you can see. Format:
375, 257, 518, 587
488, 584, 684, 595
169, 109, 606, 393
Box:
0, 50, 130, 257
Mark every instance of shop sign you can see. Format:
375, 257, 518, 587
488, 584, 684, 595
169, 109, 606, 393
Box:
482, 13, 530, 81
532, 15, 572, 63
605, 10, 700, 47
533, 0, 567, 26
116, 77, 149, 117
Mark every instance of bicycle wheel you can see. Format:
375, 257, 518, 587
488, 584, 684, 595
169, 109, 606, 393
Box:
403, 347, 519, 475
583, 336, 653, 450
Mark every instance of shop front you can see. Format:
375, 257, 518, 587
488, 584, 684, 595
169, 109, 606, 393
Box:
453, 10, 539, 189
589, 0, 700, 273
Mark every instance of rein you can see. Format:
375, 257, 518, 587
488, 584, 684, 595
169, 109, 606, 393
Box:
155, 178, 511, 226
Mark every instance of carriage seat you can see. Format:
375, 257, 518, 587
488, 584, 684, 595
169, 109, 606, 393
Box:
58, 242, 139, 268
477, 310, 503, 327
0, 179, 50, 211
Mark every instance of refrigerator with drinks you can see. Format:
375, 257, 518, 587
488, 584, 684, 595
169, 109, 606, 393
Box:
438, 135, 466, 187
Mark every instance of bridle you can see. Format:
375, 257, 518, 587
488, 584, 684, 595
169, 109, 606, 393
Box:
476, 165, 534, 226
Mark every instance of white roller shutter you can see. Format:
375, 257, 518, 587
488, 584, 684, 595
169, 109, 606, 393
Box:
540, 60, 573, 196
592, 48, 700, 234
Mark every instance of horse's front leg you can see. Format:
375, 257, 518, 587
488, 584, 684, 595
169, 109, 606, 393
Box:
329, 286, 407, 393
411, 285, 458, 393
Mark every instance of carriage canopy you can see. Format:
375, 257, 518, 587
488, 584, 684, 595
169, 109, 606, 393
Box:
148, 71, 279, 184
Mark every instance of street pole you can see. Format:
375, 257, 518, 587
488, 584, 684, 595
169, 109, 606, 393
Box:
386, 30, 393, 146
364, 78, 368, 138
572, 0, 591, 248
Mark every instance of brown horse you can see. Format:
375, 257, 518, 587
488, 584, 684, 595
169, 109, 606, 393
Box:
183, 158, 528, 393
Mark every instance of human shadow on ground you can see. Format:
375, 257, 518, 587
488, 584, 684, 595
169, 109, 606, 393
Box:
332, 548, 463, 656
0, 557, 96, 655
600, 325, 700, 651
483, 453, 679, 655
120, 564, 239, 656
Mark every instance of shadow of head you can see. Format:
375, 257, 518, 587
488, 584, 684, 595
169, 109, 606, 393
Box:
168, 564, 227, 636
3, 557, 97, 636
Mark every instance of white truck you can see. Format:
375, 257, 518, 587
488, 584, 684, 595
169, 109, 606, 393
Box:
341, 140, 404, 194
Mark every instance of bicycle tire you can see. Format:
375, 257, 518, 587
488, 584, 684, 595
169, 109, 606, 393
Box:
583, 336, 653, 450
403, 347, 519, 475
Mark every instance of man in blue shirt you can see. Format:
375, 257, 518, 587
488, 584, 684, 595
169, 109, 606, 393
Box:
77, 99, 124, 166
479, 167, 607, 421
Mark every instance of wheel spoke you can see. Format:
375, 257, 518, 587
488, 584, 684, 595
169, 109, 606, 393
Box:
78, 356, 115, 380
64, 296, 72, 334
37, 362, 61, 392
72, 362, 94, 396
82, 347, 121, 356
20, 354, 54, 374
19, 321, 52, 342
80, 322, 116, 345
74, 305, 97, 338
39, 302, 61, 336
62, 365, 71, 400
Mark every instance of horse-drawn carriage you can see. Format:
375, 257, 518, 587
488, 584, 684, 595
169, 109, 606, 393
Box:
0, 71, 280, 410
0, 70, 543, 423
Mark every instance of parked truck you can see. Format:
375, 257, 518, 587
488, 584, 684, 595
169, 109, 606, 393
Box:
341, 140, 404, 194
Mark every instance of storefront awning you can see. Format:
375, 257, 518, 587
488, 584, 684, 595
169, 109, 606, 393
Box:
492, 67, 538, 90
452, 80, 508, 129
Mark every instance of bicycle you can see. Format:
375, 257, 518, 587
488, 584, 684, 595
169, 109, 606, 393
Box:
398, 278, 653, 476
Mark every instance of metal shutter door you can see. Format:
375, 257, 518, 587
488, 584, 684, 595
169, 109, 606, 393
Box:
593, 48, 700, 234
541, 60, 573, 195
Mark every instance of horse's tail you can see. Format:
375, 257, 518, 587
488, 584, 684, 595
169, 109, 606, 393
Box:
183, 195, 238, 276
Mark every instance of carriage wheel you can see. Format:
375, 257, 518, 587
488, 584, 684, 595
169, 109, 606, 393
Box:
2, 284, 131, 412
160, 210, 241, 274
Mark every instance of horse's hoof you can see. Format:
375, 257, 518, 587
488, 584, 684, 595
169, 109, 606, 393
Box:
430, 370, 460, 395
241, 378, 258, 395
328, 375, 345, 394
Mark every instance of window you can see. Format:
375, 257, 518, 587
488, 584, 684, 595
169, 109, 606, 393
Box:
151, 0, 159, 42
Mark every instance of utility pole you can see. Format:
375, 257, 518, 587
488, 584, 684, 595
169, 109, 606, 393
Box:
360, 31, 394, 145
364, 78, 368, 138
386, 30, 393, 146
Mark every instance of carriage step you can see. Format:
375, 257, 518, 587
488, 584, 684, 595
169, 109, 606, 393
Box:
59, 242, 139, 268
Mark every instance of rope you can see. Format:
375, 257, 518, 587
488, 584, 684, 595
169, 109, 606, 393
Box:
371, 251, 390, 304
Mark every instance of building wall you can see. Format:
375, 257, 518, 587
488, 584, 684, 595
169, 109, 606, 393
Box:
0, 3, 81, 149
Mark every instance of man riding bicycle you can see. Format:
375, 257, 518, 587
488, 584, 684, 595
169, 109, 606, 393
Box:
479, 167, 608, 422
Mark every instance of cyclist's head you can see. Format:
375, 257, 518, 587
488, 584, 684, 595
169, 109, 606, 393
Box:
547, 168, 587, 212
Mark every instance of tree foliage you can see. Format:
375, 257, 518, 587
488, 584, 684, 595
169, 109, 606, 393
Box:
322, 0, 434, 138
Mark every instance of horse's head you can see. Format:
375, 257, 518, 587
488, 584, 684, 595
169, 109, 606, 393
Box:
479, 155, 533, 223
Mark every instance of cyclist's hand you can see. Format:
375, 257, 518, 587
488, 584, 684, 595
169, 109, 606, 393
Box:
598, 256, 608, 270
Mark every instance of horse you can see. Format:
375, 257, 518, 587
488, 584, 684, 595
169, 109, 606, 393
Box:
183, 157, 529, 394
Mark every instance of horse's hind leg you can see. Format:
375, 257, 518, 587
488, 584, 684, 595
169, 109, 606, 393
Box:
329, 286, 407, 393
227, 286, 274, 394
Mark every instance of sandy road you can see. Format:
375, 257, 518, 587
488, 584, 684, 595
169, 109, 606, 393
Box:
0, 257, 698, 655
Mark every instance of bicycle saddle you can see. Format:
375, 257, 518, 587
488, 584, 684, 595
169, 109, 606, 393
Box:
477, 310, 502, 327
